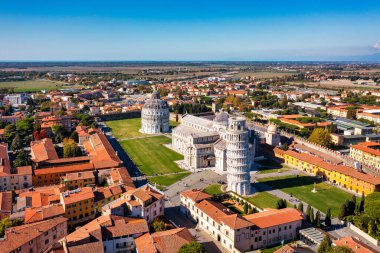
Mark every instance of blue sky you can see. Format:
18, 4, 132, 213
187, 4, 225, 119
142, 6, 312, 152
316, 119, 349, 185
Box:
0, 0, 380, 61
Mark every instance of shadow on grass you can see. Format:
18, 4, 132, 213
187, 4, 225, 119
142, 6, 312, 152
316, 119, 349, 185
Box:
255, 175, 320, 192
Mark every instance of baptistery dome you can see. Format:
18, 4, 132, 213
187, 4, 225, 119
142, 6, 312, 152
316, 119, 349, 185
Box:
140, 91, 170, 134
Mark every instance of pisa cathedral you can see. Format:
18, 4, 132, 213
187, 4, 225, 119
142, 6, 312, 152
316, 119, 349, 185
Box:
140, 91, 170, 134
172, 111, 254, 195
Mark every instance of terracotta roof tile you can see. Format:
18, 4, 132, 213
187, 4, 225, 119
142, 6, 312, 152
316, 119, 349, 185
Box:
151, 228, 194, 253
244, 208, 303, 228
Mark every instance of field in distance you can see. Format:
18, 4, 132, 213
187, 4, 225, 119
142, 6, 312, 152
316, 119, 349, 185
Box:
0, 79, 79, 92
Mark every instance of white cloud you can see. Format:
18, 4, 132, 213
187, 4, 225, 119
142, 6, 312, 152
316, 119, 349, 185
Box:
373, 43, 380, 50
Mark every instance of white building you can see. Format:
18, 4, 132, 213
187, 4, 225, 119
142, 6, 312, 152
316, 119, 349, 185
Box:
180, 189, 304, 253
140, 91, 169, 134
172, 112, 254, 195
226, 117, 251, 195
102, 184, 164, 224
265, 124, 281, 147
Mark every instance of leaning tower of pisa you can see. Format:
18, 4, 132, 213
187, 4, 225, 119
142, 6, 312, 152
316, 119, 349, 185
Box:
226, 116, 251, 196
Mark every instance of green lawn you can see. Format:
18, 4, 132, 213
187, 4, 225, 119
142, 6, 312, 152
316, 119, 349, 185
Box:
204, 184, 222, 195
256, 160, 290, 174
106, 118, 180, 139
245, 192, 282, 209
120, 135, 187, 187
106, 118, 148, 139
258, 175, 353, 217
0, 79, 78, 92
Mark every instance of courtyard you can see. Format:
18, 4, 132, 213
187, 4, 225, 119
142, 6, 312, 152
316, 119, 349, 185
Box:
257, 175, 353, 217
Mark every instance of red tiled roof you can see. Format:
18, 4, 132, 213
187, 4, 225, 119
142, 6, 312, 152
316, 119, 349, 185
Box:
0, 216, 67, 253
30, 138, 59, 162
24, 205, 65, 223
244, 208, 303, 228
135, 233, 158, 253
180, 189, 212, 203
151, 228, 194, 253
61, 187, 94, 205
334, 236, 377, 253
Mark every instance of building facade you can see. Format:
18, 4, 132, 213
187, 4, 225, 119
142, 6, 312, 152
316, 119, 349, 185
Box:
226, 117, 251, 196
180, 189, 304, 253
140, 91, 170, 134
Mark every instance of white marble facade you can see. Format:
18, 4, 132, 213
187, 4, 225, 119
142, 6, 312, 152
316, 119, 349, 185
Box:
172, 112, 253, 195
140, 91, 169, 134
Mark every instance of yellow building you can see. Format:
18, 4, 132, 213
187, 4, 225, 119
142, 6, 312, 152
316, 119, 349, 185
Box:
60, 187, 95, 230
350, 142, 380, 169
277, 149, 380, 196
94, 185, 125, 213
62, 171, 95, 190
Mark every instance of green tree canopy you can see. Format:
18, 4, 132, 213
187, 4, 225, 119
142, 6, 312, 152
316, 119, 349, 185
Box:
178, 241, 205, 253
308, 128, 332, 148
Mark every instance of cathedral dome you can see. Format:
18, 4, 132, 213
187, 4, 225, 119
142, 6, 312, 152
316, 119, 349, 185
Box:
213, 111, 229, 123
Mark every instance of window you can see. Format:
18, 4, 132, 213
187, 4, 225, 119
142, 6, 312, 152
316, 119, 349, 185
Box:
44, 231, 48, 236
45, 239, 49, 245
29, 240, 33, 245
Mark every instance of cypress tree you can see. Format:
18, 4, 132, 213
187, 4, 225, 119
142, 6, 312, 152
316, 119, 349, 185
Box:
310, 208, 315, 224
338, 203, 347, 220
306, 205, 311, 223
315, 211, 321, 227
359, 192, 365, 213
325, 207, 331, 227
297, 202, 304, 212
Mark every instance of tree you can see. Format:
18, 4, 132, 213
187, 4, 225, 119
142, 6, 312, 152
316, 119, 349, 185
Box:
52, 125, 67, 143
276, 199, 287, 209
243, 202, 249, 214
297, 202, 304, 212
70, 131, 79, 143
308, 128, 332, 148
315, 210, 321, 227
13, 149, 30, 167
178, 242, 205, 253
152, 218, 166, 232
10, 134, 22, 151
325, 207, 332, 227
306, 205, 312, 223
0, 218, 12, 236
364, 192, 380, 220
346, 109, 357, 119
338, 203, 347, 220
310, 207, 315, 224
3, 124, 16, 144
318, 235, 332, 253
63, 138, 82, 158
359, 192, 365, 213
330, 246, 354, 253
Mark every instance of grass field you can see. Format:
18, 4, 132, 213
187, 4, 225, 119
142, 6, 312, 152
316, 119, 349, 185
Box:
106, 118, 148, 139
245, 192, 282, 209
0, 79, 77, 92
232, 71, 297, 79
258, 175, 352, 217
204, 184, 222, 195
106, 118, 180, 139
261, 244, 283, 253
108, 118, 189, 187
256, 160, 290, 174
